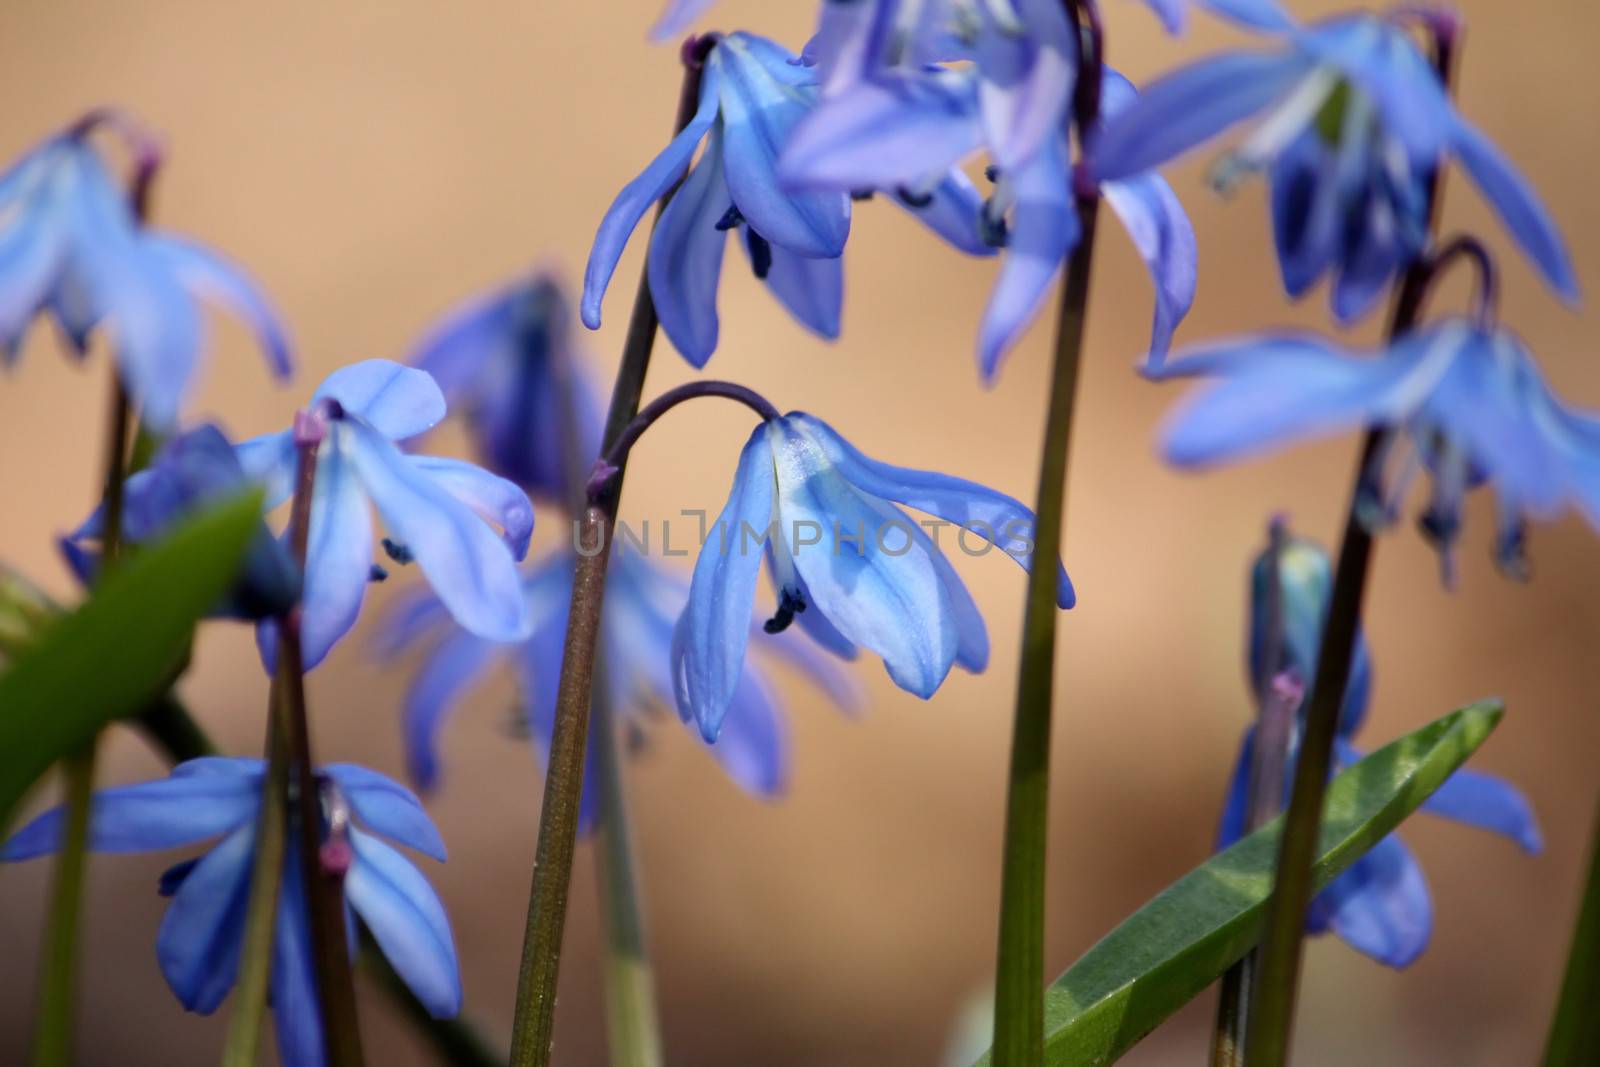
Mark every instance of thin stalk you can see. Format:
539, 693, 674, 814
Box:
1242, 24, 1458, 1066
1542, 793, 1600, 1066
31, 375, 132, 1067
594, 697, 664, 1067
991, 5, 1102, 1061
508, 36, 717, 1067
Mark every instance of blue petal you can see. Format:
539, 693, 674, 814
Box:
649, 0, 716, 41
1102, 172, 1198, 367
146, 235, 293, 380
344, 417, 531, 643
673, 424, 775, 740
891, 170, 995, 257
1309, 833, 1432, 968
702, 663, 788, 796
1140, 0, 1187, 34
771, 559, 860, 661
1421, 764, 1542, 854
791, 411, 1073, 608
345, 828, 462, 1018
312, 359, 447, 442
756, 237, 842, 340
768, 418, 959, 699
1091, 50, 1310, 181
398, 630, 502, 794
714, 33, 852, 257
1199, 0, 1295, 32
270, 850, 325, 1067
974, 0, 1077, 170
371, 587, 452, 660
1215, 728, 1255, 849
648, 122, 732, 367
779, 70, 981, 193
583, 65, 722, 330
978, 136, 1080, 381
290, 435, 374, 672
324, 764, 450, 861
235, 429, 298, 511
98, 245, 202, 430
1269, 133, 1339, 300
407, 286, 513, 398
1298, 18, 1452, 165
155, 823, 255, 1012
0, 201, 65, 347
748, 623, 864, 713
1449, 117, 1580, 303
406, 456, 534, 559
1, 763, 263, 860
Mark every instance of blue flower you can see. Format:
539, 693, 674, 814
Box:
1136, 0, 1294, 36
0, 118, 291, 428
1218, 530, 1539, 967
674, 410, 1072, 738
1157, 319, 1600, 581
60, 423, 299, 620
1092, 13, 1580, 310
650, 0, 716, 41
408, 272, 601, 503
378, 548, 860, 830
1, 758, 461, 1065
783, 55, 1196, 379
238, 360, 534, 671
583, 32, 853, 367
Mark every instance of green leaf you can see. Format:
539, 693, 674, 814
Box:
972, 701, 1504, 1067
0, 492, 262, 826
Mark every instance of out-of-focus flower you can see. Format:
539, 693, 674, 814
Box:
60, 423, 299, 620
1136, 0, 1294, 36
784, 57, 1196, 378
238, 360, 533, 671
0, 115, 291, 427
650, 0, 717, 41
583, 32, 853, 367
1, 758, 461, 1065
1092, 13, 1579, 312
379, 548, 860, 830
1218, 529, 1539, 967
1157, 319, 1600, 581
675, 409, 1071, 738
409, 273, 601, 503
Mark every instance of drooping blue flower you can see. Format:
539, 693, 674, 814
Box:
783, 52, 1196, 379
238, 360, 534, 671
1157, 319, 1600, 581
1092, 13, 1580, 312
60, 423, 299, 620
1, 758, 461, 1065
674, 410, 1072, 738
583, 32, 854, 368
0, 116, 292, 428
408, 272, 601, 504
1218, 529, 1540, 967
378, 547, 860, 829
1135, 0, 1294, 36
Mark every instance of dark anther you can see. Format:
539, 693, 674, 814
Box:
763, 587, 807, 634
985, 164, 1001, 183
158, 858, 199, 898
850, 188, 876, 201
382, 538, 415, 565
324, 398, 346, 421
896, 186, 934, 208
1494, 522, 1533, 582
502, 705, 533, 741
368, 564, 389, 583
715, 205, 746, 232
979, 209, 1009, 249
746, 229, 773, 280
1417, 506, 1460, 549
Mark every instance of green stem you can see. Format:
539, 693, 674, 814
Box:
507, 37, 715, 1067
1542, 794, 1600, 1066
594, 697, 663, 1067
990, 8, 1102, 1064
30, 375, 132, 1067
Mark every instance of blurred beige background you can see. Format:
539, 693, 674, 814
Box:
1, 0, 1597, 1064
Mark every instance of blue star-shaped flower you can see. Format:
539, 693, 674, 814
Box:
1218, 530, 1540, 967
60, 423, 299, 620
1157, 318, 1600, 582
1093, 13, 1580, 314
378, 548, 860, 828
408, 272, 601, 504
674, 410, 1072, 738
238, 360, 534, 671
1, 758, 461, 1064
0, 115, 291, 427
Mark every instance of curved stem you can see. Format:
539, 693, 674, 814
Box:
1543, 792, 1600, 1066
1414, 234, 1501, 329
1243, 25, 1460, 1067
589, 379, 779, 502
508, 37, 717, 1067
990, 5, 1102, 1064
